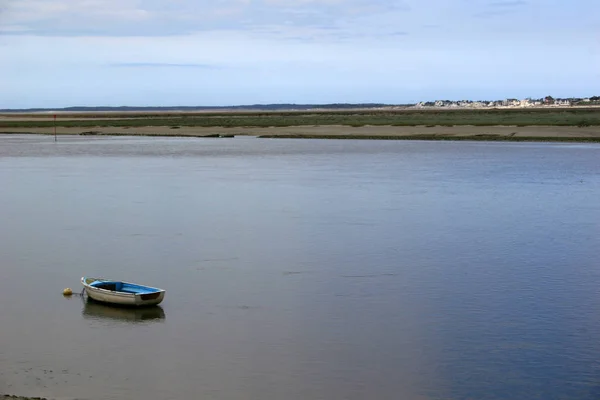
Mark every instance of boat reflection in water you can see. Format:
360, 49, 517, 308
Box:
83, 298, 166, 323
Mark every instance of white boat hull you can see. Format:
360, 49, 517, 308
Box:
81, 277, 165, 306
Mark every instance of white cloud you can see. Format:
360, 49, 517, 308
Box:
5, 0, 149, 23
1, 0, 249, 36
1, 0, 413, 37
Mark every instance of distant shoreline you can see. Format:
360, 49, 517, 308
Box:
2, 108, 600, 142
1, 104, 599, 115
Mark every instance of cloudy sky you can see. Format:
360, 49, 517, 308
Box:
1, 0, 599, 108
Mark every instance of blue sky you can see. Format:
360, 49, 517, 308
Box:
1, 0, 599, 108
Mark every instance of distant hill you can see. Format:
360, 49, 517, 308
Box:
0, 103, 412, 113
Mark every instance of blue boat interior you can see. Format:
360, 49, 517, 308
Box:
90, 281, 158, 294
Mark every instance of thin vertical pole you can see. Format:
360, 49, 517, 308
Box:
54, 114, 57, 141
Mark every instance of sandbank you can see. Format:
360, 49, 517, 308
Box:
1, 125, 600, 141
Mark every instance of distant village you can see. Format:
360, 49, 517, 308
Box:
414, 96, 600, 109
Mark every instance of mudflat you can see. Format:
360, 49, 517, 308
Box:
1, 125, 600, 140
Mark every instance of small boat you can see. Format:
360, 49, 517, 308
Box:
81, 277, 165, 307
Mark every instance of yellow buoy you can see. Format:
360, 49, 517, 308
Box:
63, 288, 73, 296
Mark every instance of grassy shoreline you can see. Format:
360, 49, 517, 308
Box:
2, 108, 600, 142
2, 108, 600, 128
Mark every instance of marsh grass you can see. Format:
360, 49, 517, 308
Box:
2, 108, 600, 128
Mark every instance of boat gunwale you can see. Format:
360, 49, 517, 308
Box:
81, 276, 165, 297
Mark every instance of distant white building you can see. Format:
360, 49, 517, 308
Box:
555, 99, 571, 106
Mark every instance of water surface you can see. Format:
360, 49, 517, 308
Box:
1, 134, 600, 400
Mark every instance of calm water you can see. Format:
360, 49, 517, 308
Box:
1, 134, 600, 400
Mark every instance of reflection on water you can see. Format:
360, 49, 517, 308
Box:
83, 299, 166, 323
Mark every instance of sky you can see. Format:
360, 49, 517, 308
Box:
1, 0, 599, 108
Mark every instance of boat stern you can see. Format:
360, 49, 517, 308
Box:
135, 290, 165, 306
